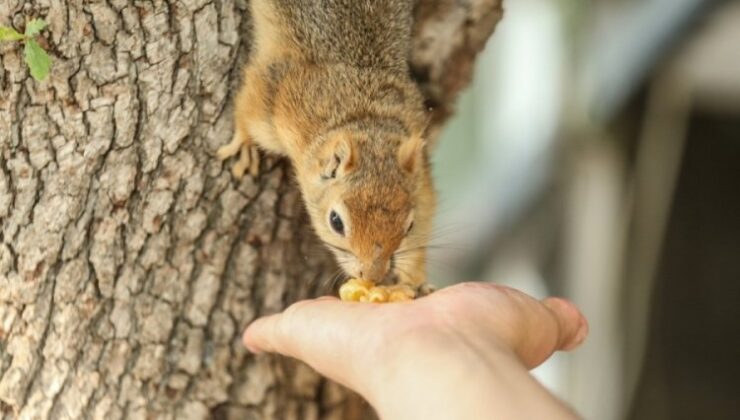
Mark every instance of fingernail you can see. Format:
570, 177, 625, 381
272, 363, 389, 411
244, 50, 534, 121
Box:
573, 316, 589, 346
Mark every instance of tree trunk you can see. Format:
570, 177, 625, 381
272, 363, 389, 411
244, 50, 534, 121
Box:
0, 0, 501, 418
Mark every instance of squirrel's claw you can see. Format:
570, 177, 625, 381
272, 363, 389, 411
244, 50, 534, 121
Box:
249, 144, 260, 177
232, 144, 260, 178
219, 133, 260, 178
217, 133, 242, 161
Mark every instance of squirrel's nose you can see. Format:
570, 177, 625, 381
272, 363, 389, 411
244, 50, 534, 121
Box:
359, 259, 390, 282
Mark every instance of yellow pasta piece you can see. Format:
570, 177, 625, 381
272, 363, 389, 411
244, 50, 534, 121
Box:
367, 287, 390, 303
339, 278, 375, 302
388, 285, 415, 302
339, 279, 416, 303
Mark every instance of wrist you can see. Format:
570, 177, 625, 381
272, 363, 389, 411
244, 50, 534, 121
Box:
364, 329, 577, 420
365, 329, 511, 420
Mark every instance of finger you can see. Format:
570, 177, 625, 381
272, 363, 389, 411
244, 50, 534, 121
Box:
541, 297, 589, 351
315, 295, 339, 301
243, 313, 282, 354
243, 298, 366, 358
242, 298, 383, 396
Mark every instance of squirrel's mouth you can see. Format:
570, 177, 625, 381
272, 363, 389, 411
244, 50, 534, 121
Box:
339, 268, 398, 286
376, 271, 399, 286
345, 269, 399, 286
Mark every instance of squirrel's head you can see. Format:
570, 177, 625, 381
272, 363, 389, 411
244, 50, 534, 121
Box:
297, 129, 429, 284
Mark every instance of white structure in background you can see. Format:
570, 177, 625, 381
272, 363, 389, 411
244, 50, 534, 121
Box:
431, 0, 571, 408
432, 0, 563, 262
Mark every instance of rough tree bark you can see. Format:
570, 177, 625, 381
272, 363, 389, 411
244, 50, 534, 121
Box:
0, 0, 502, 418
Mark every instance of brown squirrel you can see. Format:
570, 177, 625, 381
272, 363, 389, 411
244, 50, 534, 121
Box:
217, 0, 436, 299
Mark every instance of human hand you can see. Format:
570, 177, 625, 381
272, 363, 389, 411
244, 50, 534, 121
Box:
243, 282, 588, 419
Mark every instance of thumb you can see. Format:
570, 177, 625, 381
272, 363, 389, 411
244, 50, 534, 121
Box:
541, 297, 589, 352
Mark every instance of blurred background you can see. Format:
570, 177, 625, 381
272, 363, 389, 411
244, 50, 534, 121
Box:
428, 0, 740, 419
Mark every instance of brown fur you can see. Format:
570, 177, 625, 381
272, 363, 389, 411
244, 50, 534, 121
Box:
218, 0, 436, 291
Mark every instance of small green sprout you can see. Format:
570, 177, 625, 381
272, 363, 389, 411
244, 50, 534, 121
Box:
0, 18, 52, 81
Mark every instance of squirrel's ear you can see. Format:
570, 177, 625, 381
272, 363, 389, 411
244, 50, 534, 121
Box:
322, 135, 356, 179
397, 134, 425, 173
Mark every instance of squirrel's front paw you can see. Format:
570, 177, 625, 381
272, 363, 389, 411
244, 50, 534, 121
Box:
416, 283, 436, 297
218, 133, 260, 178
339, 279, 415, 303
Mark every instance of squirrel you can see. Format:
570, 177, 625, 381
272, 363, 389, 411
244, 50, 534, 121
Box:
217, 0, 436, 299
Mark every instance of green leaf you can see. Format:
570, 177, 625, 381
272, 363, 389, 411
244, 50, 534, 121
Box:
24, 19, 47, 37
0, 25, 24, 41
24, 39, 51, 81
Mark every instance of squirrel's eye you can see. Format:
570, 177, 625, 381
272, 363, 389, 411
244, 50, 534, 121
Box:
405, 221, 414, 236
329, 210, 345, 236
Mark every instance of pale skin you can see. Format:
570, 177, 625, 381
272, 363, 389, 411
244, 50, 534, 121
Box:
243, 282, 589, 420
